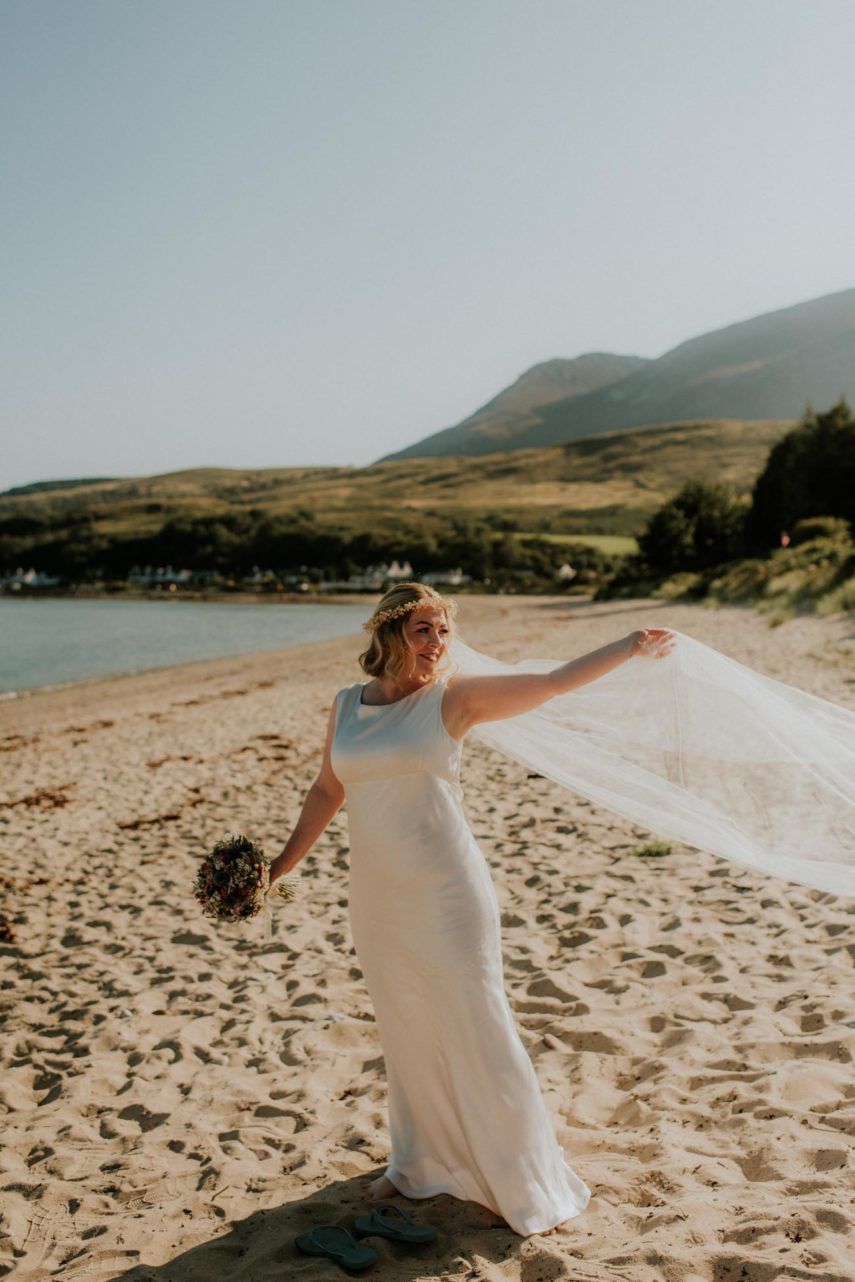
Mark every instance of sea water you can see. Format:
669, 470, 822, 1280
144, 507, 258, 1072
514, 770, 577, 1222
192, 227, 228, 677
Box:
0, 597, 369, 694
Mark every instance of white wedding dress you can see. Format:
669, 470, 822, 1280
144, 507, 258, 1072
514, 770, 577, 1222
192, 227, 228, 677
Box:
330, 676, 591, 1237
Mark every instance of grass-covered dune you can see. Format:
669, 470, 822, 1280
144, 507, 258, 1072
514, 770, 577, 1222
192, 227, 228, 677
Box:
655, 525, 855, 622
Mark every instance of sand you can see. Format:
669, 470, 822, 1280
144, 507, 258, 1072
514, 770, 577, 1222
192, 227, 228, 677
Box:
1, 595, 853, 1282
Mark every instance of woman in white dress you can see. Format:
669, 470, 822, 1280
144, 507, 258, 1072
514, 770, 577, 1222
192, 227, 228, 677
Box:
268, 582, 674, 1237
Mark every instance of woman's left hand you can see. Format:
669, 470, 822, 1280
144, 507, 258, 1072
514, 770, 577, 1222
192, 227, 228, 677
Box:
629, 627, 675, 659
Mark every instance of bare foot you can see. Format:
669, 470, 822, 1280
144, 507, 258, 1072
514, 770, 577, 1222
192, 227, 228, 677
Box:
369, 1174, 398, 1201
468, 1200, 507, 1229
537, 1221, 567, 1236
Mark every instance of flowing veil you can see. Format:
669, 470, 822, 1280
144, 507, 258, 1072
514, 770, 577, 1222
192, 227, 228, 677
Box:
447, 628, 855, 898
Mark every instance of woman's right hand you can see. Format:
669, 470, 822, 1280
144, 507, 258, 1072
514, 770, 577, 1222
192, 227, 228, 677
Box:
267, 854, 287, 894
629, 628, 675, 659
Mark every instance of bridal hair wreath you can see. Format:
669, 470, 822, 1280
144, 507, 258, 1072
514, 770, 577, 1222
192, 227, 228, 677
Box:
361, 587, 458, 633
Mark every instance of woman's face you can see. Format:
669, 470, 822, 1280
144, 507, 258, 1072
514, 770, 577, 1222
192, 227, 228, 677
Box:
402, 607, 450, 678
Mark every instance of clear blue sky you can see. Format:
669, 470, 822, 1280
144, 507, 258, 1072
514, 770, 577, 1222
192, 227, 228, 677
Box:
3, 0, 855, 489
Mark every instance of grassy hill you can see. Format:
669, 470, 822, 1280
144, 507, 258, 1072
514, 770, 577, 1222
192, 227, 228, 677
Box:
0, 418, 794, 546
3, 477, 118, 497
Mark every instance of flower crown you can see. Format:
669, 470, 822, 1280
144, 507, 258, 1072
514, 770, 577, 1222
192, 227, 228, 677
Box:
362, 595, 458, 633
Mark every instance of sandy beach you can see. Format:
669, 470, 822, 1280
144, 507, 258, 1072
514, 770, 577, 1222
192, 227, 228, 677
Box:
1, 595, 853, 1282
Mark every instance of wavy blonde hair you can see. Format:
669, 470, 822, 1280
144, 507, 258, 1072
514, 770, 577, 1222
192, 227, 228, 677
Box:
359, 582, 457, 686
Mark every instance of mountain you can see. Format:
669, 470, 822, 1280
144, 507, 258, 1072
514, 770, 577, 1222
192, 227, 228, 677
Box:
383, 287, 855, 459
381, 353, 649, 460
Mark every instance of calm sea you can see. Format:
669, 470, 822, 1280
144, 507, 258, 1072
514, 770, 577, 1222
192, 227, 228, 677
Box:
0, 598, 369, 695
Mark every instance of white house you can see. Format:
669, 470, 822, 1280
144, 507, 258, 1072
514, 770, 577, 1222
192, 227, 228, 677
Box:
128, 565, 193, 587
420, 568, 471, 586
5, 567, 61, 588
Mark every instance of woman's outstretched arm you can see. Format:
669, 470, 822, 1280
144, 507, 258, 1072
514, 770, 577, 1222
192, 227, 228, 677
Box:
443, 628, 675, 739
268, 698, 345, 887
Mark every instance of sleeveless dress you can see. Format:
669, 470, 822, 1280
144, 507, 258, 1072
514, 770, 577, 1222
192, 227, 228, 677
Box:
329, 675, 592, 1237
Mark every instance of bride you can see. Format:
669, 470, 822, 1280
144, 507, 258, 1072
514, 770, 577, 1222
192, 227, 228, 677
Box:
269, 582, 854, 1234
268, 583, 675, 1236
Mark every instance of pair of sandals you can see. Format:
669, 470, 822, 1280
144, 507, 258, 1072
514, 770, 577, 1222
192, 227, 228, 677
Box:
295, 1202, 437, 1271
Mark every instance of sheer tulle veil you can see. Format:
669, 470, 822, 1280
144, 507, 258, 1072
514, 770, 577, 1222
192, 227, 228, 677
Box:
446, 626, 855, 898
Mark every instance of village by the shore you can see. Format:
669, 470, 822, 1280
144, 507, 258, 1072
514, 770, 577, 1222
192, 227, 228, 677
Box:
2, 555, 585, 600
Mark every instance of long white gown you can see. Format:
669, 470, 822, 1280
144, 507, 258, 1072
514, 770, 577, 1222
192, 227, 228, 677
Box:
330, 674, 592, 1237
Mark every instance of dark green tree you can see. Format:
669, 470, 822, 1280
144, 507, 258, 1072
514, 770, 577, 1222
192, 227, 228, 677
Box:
747, 398, 855, 547
639, 480, 747, 573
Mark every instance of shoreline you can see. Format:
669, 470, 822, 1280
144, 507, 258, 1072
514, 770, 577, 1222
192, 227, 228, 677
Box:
1, 586, 584, 606
0, 592, 596, 701
0, 595, 378, 700
0, 629, 366, 705
0, 635, 353, 702
0, 587, 378, 607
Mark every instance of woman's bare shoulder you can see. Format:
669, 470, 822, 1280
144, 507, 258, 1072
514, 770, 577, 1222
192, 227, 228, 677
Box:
441, 673, 482, 731
444, 672, 483, 693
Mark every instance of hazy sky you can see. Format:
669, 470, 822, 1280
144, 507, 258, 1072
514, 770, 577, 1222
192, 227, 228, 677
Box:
3, 0, 855, 489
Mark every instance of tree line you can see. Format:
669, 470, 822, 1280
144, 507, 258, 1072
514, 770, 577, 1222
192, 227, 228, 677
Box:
636, 399, 854, 574
0, 504, 620, 590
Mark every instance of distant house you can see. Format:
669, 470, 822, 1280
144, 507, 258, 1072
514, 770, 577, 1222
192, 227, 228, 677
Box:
4, 567, 61, 589
345, 565, 388, 591
319, 561, 477, 592
325, 561, 414, 591
242, 566, 278, 586
386, 559, 413, 582
420, 568, 471, 586
128, 565, 193, 587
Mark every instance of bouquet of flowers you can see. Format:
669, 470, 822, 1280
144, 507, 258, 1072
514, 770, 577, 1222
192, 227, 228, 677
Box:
193, 834, 298, 923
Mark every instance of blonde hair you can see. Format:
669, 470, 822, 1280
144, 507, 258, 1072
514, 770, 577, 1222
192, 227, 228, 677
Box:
359, 582, 457, 685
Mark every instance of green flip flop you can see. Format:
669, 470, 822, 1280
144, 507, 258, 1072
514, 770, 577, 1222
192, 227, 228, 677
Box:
353, 1201, 438, 1244
295, 1224, 378, 1270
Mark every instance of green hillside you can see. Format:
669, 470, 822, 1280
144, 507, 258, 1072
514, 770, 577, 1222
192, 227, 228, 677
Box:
1, 417, 793, 544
